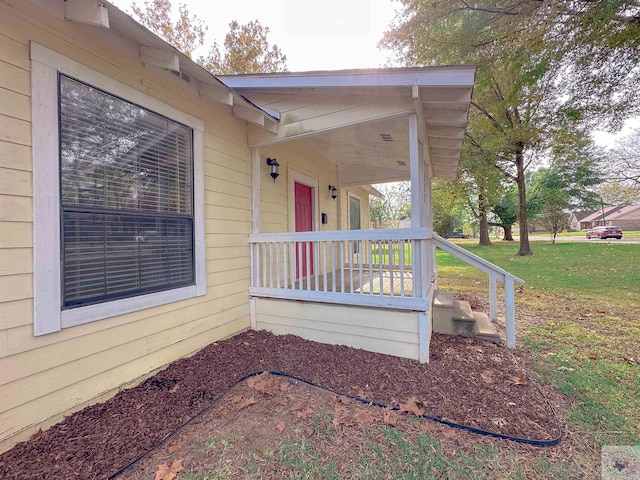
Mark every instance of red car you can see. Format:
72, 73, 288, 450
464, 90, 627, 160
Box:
586, 226, 623, 239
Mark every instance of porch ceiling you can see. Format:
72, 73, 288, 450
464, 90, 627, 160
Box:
218, 68, 476, 183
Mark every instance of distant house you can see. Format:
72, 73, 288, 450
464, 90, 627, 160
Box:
580, 205, 640, 230
568, 210, 595, 231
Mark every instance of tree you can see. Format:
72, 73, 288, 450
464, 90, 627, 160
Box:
490, 189, 518, 241
381, 0, 640, 256
599, 182, 640, 206
199, 20, 288, 74
432, 178, 469, 236
607, 128, 640, 193
132, 0, 206, 58
130, 1, 287, 74
369, 182, 411, 228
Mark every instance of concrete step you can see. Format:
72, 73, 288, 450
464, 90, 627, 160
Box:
473, 311, 500, 344
431, 290, 501, 345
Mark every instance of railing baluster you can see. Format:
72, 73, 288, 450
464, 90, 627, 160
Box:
297, 242, 303, 289
340, 241, 345, 293
290, 242, 296, 289
349, 240, 354, 293
323, 242, 328, 293
305, 241, 311, 291
388, 239, 394, 297
378, 240, 383, 296
283, 241, 288, 289
359, 240, 363, 295
268, 243, 273, 288
411, 239, 416, 297
262, 243, 267, 288
276, 242, 281, 289
399, 239, 405, 298
331, 241, 336, 293
368, 240, 373, 296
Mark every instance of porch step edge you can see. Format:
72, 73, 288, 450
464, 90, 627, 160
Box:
452, 300, 475, 323
473, 311, 500, 344
433, 290, 454, 308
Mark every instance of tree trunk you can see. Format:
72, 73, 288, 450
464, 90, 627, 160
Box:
503, 225, 514, 241
515, 145, 532, 256
478, 193, 492, 246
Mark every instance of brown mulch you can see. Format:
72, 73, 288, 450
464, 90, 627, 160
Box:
0, 330, 562, 480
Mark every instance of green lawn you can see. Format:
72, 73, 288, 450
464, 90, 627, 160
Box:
437, 241, 640, 452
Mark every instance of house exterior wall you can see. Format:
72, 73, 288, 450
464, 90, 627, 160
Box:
612, 207, 640, 230
257, 141, 370, 235
253, 298, 421, 360
0, 1, 253, 452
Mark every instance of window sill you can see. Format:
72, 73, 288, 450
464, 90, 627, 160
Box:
60, 285, 205, 329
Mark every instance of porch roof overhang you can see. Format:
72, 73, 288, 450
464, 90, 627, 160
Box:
218, 68, 476, 183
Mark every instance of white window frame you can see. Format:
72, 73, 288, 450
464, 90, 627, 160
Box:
31, 43, 206, 336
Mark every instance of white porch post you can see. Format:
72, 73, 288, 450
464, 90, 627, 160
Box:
410, 114, 425, 298
251, 148, 260, 329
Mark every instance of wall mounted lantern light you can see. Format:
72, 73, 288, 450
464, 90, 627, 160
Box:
328, 185, 337, 200
266, 158, 279, 182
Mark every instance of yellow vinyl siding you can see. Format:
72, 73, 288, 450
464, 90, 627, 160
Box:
341, 187, 371, 231
0, 0, 256, 452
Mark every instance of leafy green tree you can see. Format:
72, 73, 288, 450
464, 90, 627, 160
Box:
432, 178, 470, 236
131, 0, 206, 58
490, 189, 519, 241
381, 0, 640, 256
130, 1, 287, 74
199, 20, 288, 74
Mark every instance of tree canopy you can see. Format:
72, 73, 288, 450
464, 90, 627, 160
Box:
130, 0, 287, 74
381, 0, 637, 254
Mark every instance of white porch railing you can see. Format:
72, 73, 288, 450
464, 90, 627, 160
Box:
248, 228, 433, 311
432, 234, 525, 348
248, 229, 525, 349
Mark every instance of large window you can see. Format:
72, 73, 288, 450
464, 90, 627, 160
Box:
32, 44, 205, 335
60, 76, 194, 308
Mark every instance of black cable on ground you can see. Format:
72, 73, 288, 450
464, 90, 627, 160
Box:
109, 370, 562, 479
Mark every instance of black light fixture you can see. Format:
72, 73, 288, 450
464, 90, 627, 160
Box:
266, 157, 279, 182
328, 185, 337, 200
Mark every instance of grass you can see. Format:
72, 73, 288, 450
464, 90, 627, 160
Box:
178, 240, 639, 479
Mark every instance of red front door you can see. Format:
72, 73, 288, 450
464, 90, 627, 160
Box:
294, 182, 313, 278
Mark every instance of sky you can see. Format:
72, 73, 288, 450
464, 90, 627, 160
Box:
109, 0, 637, 148
109, 0, 399, 71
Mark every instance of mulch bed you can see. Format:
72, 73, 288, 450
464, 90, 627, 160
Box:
0, 330, 562, 480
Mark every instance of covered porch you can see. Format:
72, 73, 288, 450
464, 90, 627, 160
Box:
221, 68, 523, 362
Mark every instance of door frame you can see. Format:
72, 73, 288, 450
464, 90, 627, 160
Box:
288, 169, 319, 233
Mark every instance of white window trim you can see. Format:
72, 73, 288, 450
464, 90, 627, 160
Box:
31, 43, 206, 336
347, 191, 362, 230
288, 168, 319, 232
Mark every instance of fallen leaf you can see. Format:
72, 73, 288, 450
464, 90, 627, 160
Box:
275, 421, 285, 433
168, 384, 179, 394
357, 389, 367, 399
383, 410, 396, 426
399, 397, 424, 417
30, 429, 43, 441
293, 407, 314, 419
247, 372, 272, 394
356, 409, 375, 424
231, 395, 256, 411
279, 381, 290, 392
491, 417, 508, 428
480, 370, 494, 384
511, 373, 528, 385
166, 443, 182, 454
155, 459, 183, 480
242, 342, 250, 346
305, 425, 314, 437
443, 428, 457, 439
135, 403, 143, 410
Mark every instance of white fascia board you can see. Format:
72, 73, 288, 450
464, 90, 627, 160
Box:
219, 67, 477, 89
139, 46, 180, 71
